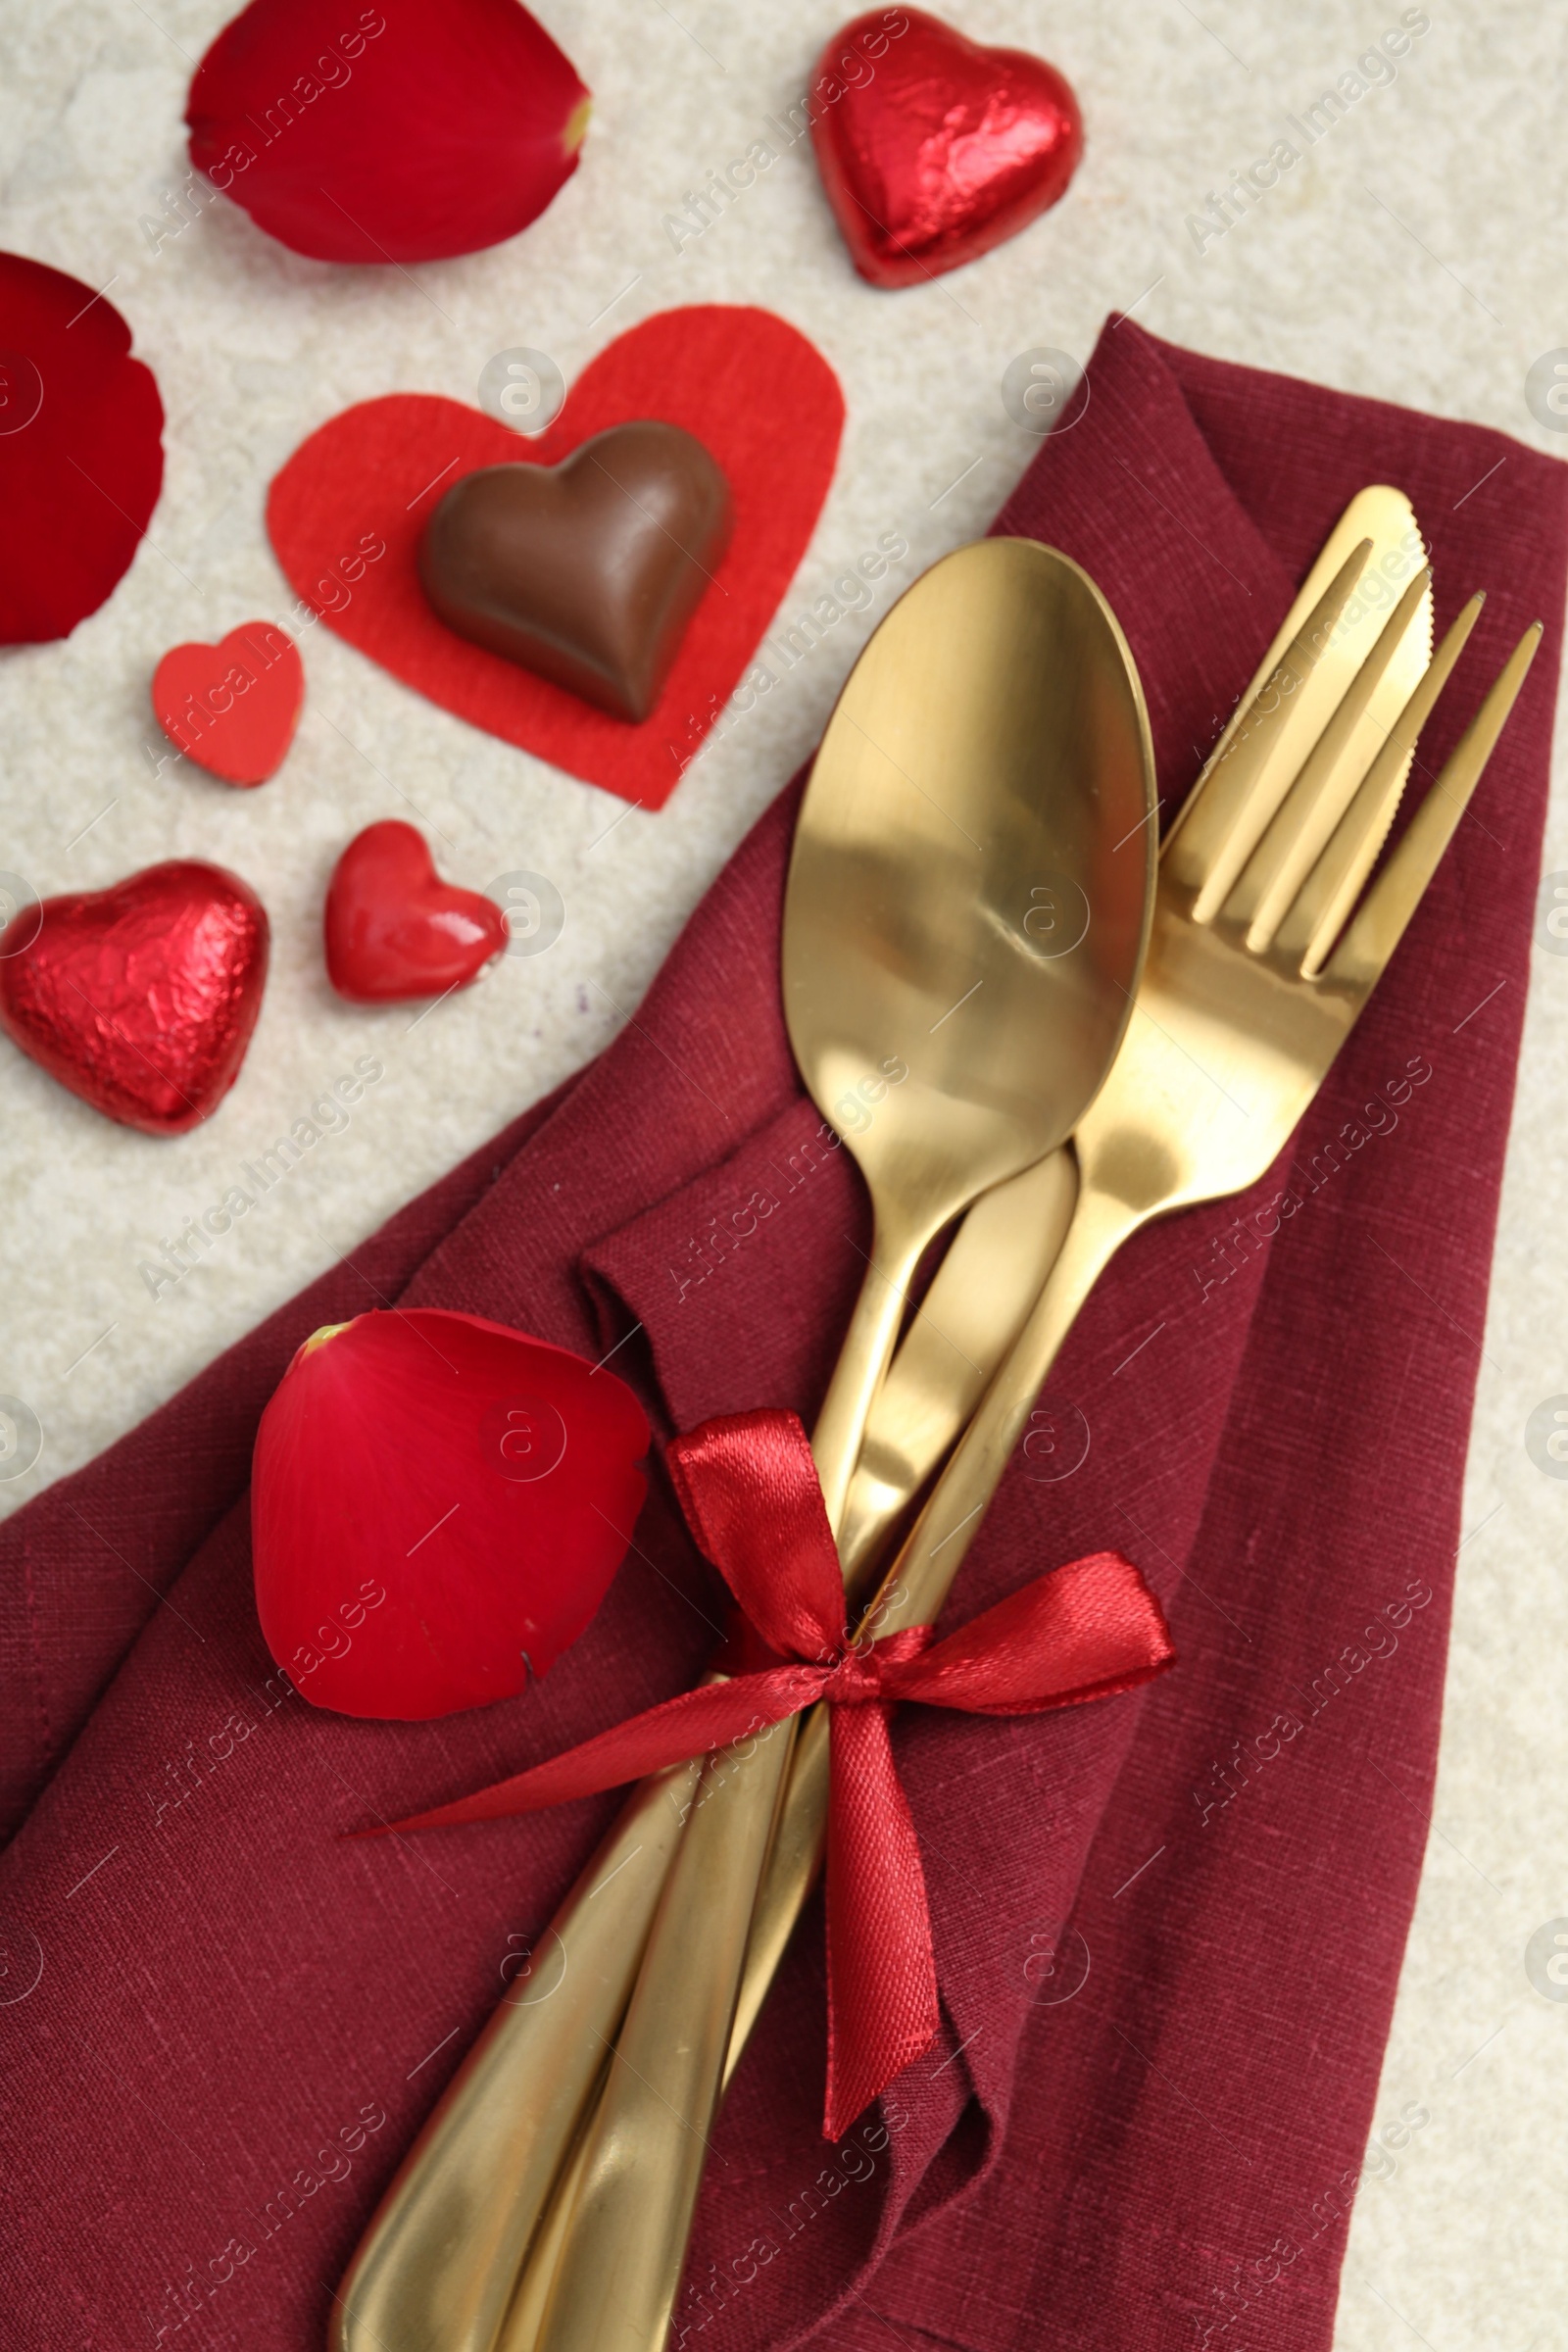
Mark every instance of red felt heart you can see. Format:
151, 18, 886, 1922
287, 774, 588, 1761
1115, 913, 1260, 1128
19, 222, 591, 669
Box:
809, 8, 1083, 288
324, 821, 508, 1002
252, 1308, 651, 1719
152, 621, 304, 785
0, 861, 269, 1135
265, 306, 844, 808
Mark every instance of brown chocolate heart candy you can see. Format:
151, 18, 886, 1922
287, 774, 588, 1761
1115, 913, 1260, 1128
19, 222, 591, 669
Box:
417, 419, 733, 724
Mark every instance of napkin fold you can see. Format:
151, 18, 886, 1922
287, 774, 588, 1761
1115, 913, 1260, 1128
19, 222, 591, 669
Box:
0, 318, 1563, 2352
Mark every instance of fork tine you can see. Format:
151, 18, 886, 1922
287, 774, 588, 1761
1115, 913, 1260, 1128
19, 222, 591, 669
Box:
1229, 566, 1433, 951
1277, 592, 1485, 974
1321, 621, 1543, 990
1164, 541, 1374, 912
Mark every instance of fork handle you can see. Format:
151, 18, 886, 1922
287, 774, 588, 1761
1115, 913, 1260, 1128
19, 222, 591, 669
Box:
725, 1177, 1141, 2072
890, 1181, 1141, 1625
516, 1181, 1141, 2352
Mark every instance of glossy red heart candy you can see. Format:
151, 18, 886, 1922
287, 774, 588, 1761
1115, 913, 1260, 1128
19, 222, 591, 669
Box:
324, 820, 508, 1002
252, 1308, 650, 1718
0, 860, 268, 1134
152, 621, 304, 785
810, 7, 1083, 287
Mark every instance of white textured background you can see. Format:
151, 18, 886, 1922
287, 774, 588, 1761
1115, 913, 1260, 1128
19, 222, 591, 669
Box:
1, 1, 1566, 2342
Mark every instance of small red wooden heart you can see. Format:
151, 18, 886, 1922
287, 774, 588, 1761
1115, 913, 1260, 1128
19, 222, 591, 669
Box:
810, 7, 1083, 287
152, 621, 304, 785
324, 821, 508, 1003
0, 861, 269, 1134
265, 307, 844, 809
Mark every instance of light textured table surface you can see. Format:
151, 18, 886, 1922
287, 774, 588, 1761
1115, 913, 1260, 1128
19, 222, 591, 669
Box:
2, 1, 1565, 2341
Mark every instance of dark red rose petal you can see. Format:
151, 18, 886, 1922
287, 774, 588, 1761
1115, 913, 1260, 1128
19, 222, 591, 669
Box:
0, 252, 164, 644
186, 0, 591, 266
252, 1310, 650, 1719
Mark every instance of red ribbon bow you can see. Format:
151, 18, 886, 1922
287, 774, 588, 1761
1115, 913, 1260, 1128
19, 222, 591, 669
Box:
390, 1407, 1175, 2136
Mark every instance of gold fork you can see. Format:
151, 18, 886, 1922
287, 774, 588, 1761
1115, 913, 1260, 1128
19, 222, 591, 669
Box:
515, 560, 1541, 2352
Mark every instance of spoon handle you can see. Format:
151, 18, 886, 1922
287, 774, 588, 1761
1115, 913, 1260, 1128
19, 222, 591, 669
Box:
836, 1151, 1077, 1582
805, 1217, 928, 1529
519, 1233, 928, 2352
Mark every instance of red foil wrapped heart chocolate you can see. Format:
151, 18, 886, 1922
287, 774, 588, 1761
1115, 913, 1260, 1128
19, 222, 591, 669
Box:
251, 1309, 650, 1718
810, 7, 1083, 287
418, 420, 733, 722
186, 0, 591, 265
0, 861, 268, 1135
324, 821, 508, 1002
152, 621, 304, 785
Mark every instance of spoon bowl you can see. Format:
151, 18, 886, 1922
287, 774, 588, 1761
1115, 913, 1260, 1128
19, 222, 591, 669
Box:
785, 535, 1156, 1513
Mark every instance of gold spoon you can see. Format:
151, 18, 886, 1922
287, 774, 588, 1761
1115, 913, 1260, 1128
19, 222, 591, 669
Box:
524, 538, 1157, 2352
334, 541, 1151, 2352
782, 539, 1155, 1528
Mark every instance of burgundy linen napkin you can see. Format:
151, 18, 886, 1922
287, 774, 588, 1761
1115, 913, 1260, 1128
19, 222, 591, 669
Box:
0, 319, 1563, 2352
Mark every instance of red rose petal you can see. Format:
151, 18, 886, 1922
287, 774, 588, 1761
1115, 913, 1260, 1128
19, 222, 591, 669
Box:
324, 821, 508, 1002
0, 252, 164, 644
186, 0, 591, 266
252, 1310, 650, 1719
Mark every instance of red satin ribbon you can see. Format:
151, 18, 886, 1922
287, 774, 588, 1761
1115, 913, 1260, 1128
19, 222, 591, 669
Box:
385, 1407, 1176, 2136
